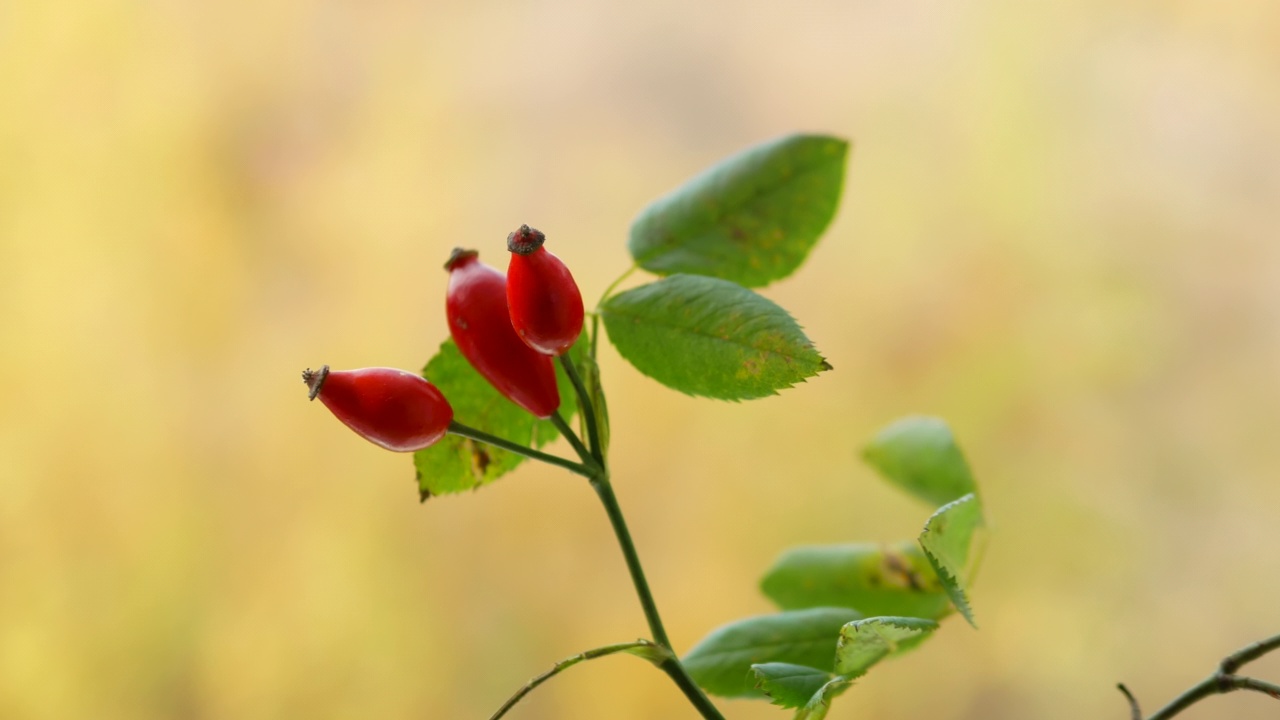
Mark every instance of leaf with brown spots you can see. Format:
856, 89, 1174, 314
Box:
629, 134, 849, 288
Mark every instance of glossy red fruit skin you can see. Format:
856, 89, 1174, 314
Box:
444, 248, 560, 418
303, 366, 453, 452
506, 225, 584, 356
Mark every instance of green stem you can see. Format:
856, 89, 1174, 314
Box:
446, 421, 592, 479
590, 475, 669, 647
1122, 633, 1280, 720
590, 313, 600, 360
489, 320, 723, 718
550, 411, 596, 469
657, 657, 728, 720
595, 263, 638, 311
1236, 677, 1280, 700
589, 474, 726, 720
559, 355, 603, 464
488, 640, 662, 720
1117, 683, 1141, 720
1146, 675, 1280, 719
1221, 634, 1280, 673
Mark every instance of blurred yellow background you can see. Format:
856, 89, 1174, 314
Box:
3, 1, 1280, 718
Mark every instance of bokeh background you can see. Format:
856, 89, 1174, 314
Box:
3, 1, 1280, 718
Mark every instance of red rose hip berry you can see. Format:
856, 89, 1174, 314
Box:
302, 365, 453, 452
506, 225, 584, 356
444, 248, 560, 418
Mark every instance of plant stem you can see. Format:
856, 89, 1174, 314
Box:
589, 474, 726, 720
657, 656, 728, 720
1221, 634, 1280, 673
590, 475, 669, 647
595, 263, 638, 311
1117, 683, 1141, 720
1146, 675, 1280, 718
550, 329, 725, 719
488, 640, 662, 720
559, 355, 603, 464
550, 411, 596, 469
1122, 633, 1280, 720
446, 421, 593, 479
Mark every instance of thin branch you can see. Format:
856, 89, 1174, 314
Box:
559, 354, 603, 465
549, 411, 597, 471
446, 421, 593, 478
488, 640, 664, 720
1221, 634, 1280, 674
1146, 674, 1280, 720
594, 263, 638, 311
1235, 676, 1280, 701
1123, 632, 1280, 720
1117, 683, 1141, 720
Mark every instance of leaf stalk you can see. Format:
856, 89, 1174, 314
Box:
446, 421, 593, 479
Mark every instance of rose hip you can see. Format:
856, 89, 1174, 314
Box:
444, 248, 560, 418
506, 224, 584, 356
303, 366, 453, 452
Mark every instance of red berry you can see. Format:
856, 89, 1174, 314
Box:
302, 366, 453, 452
444, 248, 560, 418
506, 225, 584, 356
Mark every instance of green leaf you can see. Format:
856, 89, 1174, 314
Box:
749, 663, 833, 709
412, 339, 577, 498
600, 274, 830, 400
834, 616, 938, 679
918, 493, 984, 626
760, 541, 952, 620
683, 607, 862, 699
793, 676, 852, 720
863, 416, 977, 508
629, 134, 849, 288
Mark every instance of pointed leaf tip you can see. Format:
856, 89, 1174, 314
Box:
918, 493, 984, 627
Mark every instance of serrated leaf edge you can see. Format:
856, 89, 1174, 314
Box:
921, 544, 976, 627
600, 275, 830, 400
918, 493, 982, 627
835, 616, 939, 678
750, 663, 834, 709
795, 675, 853, 720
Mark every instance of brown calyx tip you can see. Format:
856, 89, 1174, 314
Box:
444, 247, 479, 271
302, 365, 330, 400
507, 224, 546, 255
